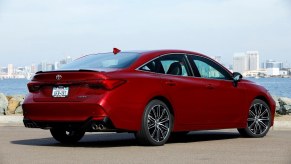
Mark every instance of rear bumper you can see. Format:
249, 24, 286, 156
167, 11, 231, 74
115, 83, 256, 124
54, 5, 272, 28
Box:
23, 116, 116, 131
22, 93, 145, 131
22, 100, 107, 122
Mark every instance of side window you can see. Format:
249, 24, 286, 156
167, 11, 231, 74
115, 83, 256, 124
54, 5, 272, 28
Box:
139, 54, 191, 76
159, 54, 191, 76
190, 56, 231, 80
139, 60, 159, 72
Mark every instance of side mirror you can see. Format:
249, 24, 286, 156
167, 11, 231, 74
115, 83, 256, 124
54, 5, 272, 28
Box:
233, 72, 243, 87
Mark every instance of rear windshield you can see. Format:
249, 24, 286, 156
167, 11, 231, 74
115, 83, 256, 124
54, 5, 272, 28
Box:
59, 52, 140, 70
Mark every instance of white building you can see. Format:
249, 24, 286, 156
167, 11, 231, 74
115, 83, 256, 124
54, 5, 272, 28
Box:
233, 53, 247, 73
233, 51, 260, 74
7, 64, 14, 76
267, 68, 280, 76
31, 64, 37, 73
280, 70, 288, 76
246, 51, 259, 71
54, 61, 60, 70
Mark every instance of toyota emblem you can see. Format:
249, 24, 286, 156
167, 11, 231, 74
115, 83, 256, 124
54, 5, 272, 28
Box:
56, 74, 62, 80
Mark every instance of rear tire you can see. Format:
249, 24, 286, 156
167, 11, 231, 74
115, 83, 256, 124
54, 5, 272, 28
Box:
238, 99, 271, 138
50, 128, 85, 144
135, 100, 173, 146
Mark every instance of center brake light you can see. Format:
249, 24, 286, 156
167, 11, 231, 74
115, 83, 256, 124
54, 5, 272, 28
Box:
113, 48, 121, 55
87, 79, 126, 90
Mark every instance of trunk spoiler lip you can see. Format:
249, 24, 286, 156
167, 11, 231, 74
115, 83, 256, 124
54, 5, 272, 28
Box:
35, 68, 121, 74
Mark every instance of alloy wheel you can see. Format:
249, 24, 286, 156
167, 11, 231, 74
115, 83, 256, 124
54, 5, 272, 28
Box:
247, 103, 270, 135
147, 104, 170, 142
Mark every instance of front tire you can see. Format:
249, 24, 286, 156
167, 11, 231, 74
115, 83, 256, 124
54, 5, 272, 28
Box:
238, 99, 271, 138
135, 100, 173, 146
50, 128, 85, 144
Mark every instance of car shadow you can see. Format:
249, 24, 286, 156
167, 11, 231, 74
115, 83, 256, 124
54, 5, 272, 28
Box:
11, 130, 241, 148
167, 130, 241, 144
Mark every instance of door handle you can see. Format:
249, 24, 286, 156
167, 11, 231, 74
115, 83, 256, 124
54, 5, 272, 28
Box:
165, 81, 176, 86
206, 84, 214, 89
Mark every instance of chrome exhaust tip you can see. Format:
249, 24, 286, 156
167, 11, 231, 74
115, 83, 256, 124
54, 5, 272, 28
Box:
91, 123, 98, 130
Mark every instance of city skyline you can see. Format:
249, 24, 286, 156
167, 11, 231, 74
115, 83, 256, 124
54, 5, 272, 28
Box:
1, 50, 290, 71
1, 51, 291, 79
0, 50, 290, 70
0, 0, 291, 67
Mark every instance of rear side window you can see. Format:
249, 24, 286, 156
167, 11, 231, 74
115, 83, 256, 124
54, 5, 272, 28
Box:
139, 54, 191, 76
159, 55, 190, 76
59, 52, 140, 70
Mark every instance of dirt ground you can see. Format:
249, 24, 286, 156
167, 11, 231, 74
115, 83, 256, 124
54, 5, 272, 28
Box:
274, 114, 291, 121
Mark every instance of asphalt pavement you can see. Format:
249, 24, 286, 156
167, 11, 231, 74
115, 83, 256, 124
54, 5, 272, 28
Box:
0, 127, 290, 164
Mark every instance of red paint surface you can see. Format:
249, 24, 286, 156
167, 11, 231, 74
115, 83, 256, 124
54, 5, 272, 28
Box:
23, 50, 275, 131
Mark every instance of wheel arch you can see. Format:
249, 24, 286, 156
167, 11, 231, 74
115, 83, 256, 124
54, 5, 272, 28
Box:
254, 95, 275, 126
254, 95, 271, 108
149, 96, 175, 117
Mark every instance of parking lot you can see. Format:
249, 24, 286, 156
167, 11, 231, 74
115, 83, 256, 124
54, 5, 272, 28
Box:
0, 127, 290, 164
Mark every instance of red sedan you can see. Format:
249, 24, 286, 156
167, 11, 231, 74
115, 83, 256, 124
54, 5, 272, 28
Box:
22, 49, 275, 146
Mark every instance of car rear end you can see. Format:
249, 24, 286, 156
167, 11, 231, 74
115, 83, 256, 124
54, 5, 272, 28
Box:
22, 52, 140, 131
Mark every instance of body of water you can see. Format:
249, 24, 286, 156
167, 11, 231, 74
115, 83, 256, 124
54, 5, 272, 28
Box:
246, 77, 291, 98
0, 78, 291, 98
0, 79, 29, 95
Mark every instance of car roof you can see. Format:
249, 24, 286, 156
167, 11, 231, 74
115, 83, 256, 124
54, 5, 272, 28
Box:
124, 49, 232, 76
127, 49, 206, 68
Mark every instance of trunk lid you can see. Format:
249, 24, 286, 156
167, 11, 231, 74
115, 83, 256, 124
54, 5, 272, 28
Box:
29, 71, 108, 102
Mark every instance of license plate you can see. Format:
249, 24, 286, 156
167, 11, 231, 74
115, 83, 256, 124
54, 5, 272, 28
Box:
52, 86, 69, 97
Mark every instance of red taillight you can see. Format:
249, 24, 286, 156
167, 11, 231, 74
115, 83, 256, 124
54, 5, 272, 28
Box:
27, 82, 41, 92
88, 79, 126, 90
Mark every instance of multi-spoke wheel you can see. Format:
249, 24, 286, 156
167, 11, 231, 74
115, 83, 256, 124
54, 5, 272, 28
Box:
135, 100, 173, 146
238, 99, 271, 138
50, 128, 85, 144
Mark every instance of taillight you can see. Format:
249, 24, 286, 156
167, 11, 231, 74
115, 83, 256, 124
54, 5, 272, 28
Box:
88, 79, 126, 90
27, 82, 41, 92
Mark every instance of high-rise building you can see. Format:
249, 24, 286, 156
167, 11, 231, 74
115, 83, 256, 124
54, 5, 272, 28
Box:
31, 64, 37, 73
233, 53, 247, 73
233, 51, 260, 74
7, 64, 14, 76
54, 61, 60, 70
246, 51, 259, 71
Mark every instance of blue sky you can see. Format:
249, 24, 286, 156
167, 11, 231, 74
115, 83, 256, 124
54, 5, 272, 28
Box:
0, 0, 291, 67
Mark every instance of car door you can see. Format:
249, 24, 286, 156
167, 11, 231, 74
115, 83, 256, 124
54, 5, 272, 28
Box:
154, 54, 211, 129
188, 55, 245, 126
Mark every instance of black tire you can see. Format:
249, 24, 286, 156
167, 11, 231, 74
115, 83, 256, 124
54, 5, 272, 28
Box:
50, 128, 85, 144
135, 100, 173, 146
238, 99, 271, 138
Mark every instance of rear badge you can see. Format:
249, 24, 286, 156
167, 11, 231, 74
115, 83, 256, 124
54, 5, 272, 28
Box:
56, 74, 62, 80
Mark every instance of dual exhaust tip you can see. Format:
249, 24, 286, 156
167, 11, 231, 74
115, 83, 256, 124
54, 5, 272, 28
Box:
91, 123, 105, 130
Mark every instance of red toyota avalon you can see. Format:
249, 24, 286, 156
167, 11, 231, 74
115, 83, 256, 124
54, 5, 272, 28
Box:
22, 49, 275, 146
